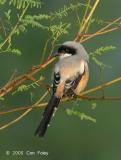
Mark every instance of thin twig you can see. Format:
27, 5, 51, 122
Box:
0, 4, 29, 49
75, 0, 100, 42
40, 37, 50, 64
0, 57, 55, 97
80, 76, 121, 96
81, 16, 121, 42
1, 75, 121, 116
78, 95, 121, 101
0, 17, 121, 98
0, 103, 47, 116
79, 0, 91, 33
0, 0, 121, 132
0, 90, 49, 129
0, 109, 32, 130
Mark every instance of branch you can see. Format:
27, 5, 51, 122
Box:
81, 16, 121, 42
75, 0, 100, 42
0, 57, 55, 97
78, 95, 121, 101
0, 109, 32, 130
0, 4, 29, 49
0, 0, 121, 131
0, 16, 121, 98
0, 89, 49, 130
1, 75, 121, 116
80, 75, 121, 96
0, 103, 47, 116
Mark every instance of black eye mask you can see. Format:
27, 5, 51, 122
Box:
58, 45, 76, 55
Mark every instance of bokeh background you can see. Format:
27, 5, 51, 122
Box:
0, 0, 121, 160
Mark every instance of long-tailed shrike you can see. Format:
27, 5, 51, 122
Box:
35, 41, 89, 137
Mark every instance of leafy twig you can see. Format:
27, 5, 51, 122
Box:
1, 75, 121, 116
75, 0, 100, 42
0, 4, 29, 49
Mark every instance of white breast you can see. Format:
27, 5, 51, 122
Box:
55, 57, 85, 83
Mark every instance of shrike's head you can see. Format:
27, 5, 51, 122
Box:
53, 41, 89, 62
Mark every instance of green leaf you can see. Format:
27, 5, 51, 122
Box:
91, 102, 97, 110
90, 45, 116, 68
5, 9, 11, 20
66, 109, 96, 123
9, 0, 42, 9
49, 22, 71, 40
90, 45, 116, 57
0, 96, 4, 101
0, 0, 6, 5
51, 2, 91, 20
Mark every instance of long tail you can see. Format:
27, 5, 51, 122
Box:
35, 96, 60, 137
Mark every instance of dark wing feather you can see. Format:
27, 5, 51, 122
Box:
64, 70, 85, 97
53, 72, 60, 94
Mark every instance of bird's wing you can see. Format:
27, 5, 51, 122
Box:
63, 71, 85, 96
53, 72, 60, 94
74, 62, 89, 95
53, 70, 85, 97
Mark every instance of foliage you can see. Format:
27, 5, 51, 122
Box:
90, 45, 116, 68
51, 2, 91, 20
0, 96, 4, 101
0, 0, 43, 55
0, 0, 120, 130
0, 0, 88, 56
12, 76, 44, 95
66, 108, 96, 123
9, 0, 42, 9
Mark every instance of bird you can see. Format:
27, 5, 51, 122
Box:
35, 41, 89, 137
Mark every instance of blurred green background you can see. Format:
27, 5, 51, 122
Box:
0, 0, 121, 160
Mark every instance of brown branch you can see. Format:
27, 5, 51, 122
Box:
0, 90, 49, 129
75, 0, 100, 42
0, 103, 47, 116
80, 76, 121, 96
78, 95, 121, 101
81, 26, 121, 38
0, 4, 29, 49
81, 16, 121, 42
0, 57, 55, 97
1, 75, 121, 116
0, 1, 121, 131
1, 94, 121, 116
0, 17, 121, 98
0, 109, 32, 130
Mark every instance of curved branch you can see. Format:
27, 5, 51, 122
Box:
0, 57, 55, 97
0, 90, 49, 129
0, 0, 121, 132
75, 0, 100, 42
0, 109, 32, 130
81, 16, 121, 42
0, 16, 121, 98
0, 75, 121, 116
0, 4, 29, 49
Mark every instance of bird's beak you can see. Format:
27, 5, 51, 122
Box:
52, 52, 59, 57
47, 52, 59, 60
50, 52, 61, 58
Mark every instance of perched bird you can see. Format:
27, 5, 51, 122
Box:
35, 41, 89, 137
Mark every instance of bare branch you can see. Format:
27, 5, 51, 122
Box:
1, 75, 121, 116
0, 57, 55, 97
0, 109, 32, 130
75, 0, 100, 42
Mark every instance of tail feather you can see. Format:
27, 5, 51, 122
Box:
35, 96, 60, 137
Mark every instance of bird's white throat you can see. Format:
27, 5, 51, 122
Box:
59, 53, 71, 59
